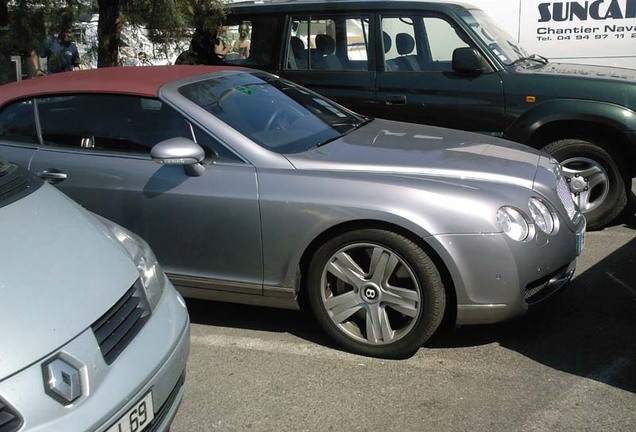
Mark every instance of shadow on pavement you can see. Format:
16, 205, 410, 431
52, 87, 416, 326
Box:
429, 237, 636, 394
185, 298, 339, 349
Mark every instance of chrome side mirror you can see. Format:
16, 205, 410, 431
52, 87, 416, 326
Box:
150, 137, 206, 176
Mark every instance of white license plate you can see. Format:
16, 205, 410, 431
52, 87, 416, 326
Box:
576, 230, 585, 256
106, 392, 154, 432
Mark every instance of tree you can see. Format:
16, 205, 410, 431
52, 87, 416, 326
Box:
96, 0, 120, 67
1, 0, 225, 76
97, 0, 226, 67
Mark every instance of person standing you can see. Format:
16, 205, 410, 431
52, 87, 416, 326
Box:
232, 23, 250, 60
30, 26, 80, 76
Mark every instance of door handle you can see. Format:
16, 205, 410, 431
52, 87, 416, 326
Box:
38, 169, 68, 184
385, 95, 407, 105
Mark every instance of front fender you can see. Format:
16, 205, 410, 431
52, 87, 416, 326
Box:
505, 99, 636, 144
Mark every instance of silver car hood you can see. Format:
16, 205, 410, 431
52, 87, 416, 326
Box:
0, 185, 138, 380
287, 119, 542, 188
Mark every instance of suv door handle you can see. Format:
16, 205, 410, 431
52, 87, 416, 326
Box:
385, 95, 407, 105
38, 169, 68, 184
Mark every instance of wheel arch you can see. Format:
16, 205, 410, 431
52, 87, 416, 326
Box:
296, 219, 458, 328
527, 120, 636, 177
505, 100, 636, 177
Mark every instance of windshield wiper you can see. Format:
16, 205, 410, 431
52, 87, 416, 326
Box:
334, 117, 373, 133
511, 54, 548, 66
315, 118, 373, 148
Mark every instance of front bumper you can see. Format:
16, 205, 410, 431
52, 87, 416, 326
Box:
430, 217, 585, 326
0, 278, 190, 432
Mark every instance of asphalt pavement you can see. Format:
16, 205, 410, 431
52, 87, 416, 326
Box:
170, 182, 636, 432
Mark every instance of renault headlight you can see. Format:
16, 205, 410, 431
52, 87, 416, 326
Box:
95, 215, 165, 310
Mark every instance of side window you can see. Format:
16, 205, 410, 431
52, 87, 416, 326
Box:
381, 17, 420, 72
286, 15, 370, 71
218, 16, 283, 68
0, 100, 38, 145
191, 124, 242, 163
382, 15, 472, 72
423, 17, 470, 71
216, 21, 252, 63
38, 95, 193, 154
177, 15, 283, 68
345, 18, 370, 64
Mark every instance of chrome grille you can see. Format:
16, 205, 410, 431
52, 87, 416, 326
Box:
0, 398, 22, 432
92, 279, 151, 365
556, 176, 577, 220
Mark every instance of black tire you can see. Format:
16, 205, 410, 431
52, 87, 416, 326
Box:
307, 229, 446, 359
542, 139, 628, 230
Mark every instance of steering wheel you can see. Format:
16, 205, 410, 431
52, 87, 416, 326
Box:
265, 108, 286, 130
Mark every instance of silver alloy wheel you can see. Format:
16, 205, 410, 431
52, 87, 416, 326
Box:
320, 242, 421, 346
561, 156, 610, 213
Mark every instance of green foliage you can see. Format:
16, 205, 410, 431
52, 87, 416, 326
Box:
123, 0, 226, 45
1, 0, 226, 70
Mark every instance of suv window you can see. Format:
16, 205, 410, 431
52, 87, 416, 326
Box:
286, 15, 370, 71
216, 16, 284, 69
0, 100, 39, 145
382, 15, 471, 72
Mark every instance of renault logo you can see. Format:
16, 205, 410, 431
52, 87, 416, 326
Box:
42, 357, 83, 405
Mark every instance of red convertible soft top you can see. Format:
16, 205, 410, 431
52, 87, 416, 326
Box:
0, 65, 240, 106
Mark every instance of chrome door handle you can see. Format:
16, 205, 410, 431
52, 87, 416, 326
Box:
385, 95, 407, 105
38, 170, 68, 184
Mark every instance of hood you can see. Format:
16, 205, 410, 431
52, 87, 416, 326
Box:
0, 184, 138, 380
286, 119, 542, 189
510, 61, 636, 109
514, 61, 636, 83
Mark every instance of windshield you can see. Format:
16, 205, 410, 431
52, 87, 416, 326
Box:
178, 72, 368, 154
457, 9, 529, 65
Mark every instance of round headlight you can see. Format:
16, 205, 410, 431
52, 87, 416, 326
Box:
528, 197, 555, 234
497, 207, 529, 241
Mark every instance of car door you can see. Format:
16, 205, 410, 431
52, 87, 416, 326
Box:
376, 12, 505, 135
0, 99, 40, 169
276, 13, 377, 116
28, 93, 264, 293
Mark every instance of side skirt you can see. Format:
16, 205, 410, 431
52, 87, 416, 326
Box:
168, 273, 300, 310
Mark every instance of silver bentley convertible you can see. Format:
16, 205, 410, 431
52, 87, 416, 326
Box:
0, 66, 586, 358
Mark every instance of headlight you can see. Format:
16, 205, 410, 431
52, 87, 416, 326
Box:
528, 197, 556, 234
94, 215, 165, 310
497, 207, 529, 241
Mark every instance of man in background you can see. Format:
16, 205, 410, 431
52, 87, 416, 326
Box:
30, 25, 80, 75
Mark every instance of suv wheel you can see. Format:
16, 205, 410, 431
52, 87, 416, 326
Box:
543, 138, 627, 230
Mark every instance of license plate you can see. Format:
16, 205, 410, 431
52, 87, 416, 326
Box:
576, 230, 585, 256
106, 392, 154, 432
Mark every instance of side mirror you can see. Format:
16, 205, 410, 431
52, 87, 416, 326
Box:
150, 137, 206, 176
452, 47, 485, 74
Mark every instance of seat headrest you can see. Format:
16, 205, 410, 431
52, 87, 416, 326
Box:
290, 36, 305, 54
383, 32, 392, 53
315, 34, 336, 55
396, 33, 415, 55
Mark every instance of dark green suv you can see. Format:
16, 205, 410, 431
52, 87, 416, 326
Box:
181, 0, 636, 229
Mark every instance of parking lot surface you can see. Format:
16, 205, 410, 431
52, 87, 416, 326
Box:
171, 183, 636, 432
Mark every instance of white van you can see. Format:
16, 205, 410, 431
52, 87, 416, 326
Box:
468, 0, 636, 69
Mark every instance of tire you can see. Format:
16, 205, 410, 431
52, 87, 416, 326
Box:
542, 139, 628, 230
307, 229, 446, 359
